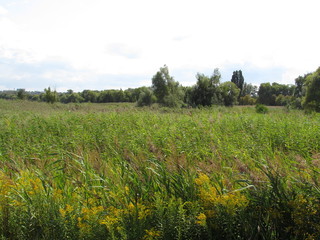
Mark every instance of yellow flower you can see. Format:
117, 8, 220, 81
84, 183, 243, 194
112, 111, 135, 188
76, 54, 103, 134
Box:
60, 204, 74, 218
100, 215, 119, 227
195, 213, 207, 226
59, 208, 66, 218
88, 197, 95, 206
11, 200, 23, 207
144, 228, 161, 240
194, 173, 210, 186
53, 189, 63, 200
77, 217, 90, 232
128, 202, 135, 211
65, 204, 74, 213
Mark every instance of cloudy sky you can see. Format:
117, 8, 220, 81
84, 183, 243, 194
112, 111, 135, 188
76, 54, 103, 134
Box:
0, 0, 319, 92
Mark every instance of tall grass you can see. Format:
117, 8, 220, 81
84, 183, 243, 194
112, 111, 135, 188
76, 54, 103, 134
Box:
0, 100, 319, 239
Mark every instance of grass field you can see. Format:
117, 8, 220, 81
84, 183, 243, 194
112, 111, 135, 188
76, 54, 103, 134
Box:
0, 100, 319, 239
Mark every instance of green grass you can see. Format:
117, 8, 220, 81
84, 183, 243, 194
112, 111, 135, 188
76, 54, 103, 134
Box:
0, 100, 319, 239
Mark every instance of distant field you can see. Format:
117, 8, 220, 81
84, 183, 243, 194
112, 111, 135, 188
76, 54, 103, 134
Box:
0, 100, 319, 239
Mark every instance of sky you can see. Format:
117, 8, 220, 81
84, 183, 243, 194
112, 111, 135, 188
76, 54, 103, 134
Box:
0, 0, 319, 92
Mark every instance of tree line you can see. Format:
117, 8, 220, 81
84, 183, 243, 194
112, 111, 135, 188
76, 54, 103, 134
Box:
1, 66, 320, 112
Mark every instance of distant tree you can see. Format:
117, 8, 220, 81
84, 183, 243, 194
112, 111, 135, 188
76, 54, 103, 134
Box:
151, 65, 184, 107
303, 67, 320, 112
258, 83, 274, 105
152, 65, 171, 104
220, 81, 240, 106
258, 82, 296, 106
44, 87, 58, 104
242, 83, 258, 97
17, 89, 27, 100
129, 87, 148, 102
29, 94, 40, 102
81, 90, 98, 103
187, 69, 222, 107
190, 73, 213, 106
212, 68, 222, 86
98, 90, 117, 103
137, 87, 156, 107
239, 94, 256, 105
231, 70, 245, 97
275, 94, 292, 106
271, 82, 294, 96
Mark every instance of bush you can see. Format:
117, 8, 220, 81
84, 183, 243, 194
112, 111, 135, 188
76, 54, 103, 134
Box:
255, 104, 268, 114
137, 88, 156, 107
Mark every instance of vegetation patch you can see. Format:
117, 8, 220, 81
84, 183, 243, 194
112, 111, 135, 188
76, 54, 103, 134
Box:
0, 101, 319, 239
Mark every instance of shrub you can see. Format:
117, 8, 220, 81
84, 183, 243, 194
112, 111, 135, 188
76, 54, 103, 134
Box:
255, 104, 268, 114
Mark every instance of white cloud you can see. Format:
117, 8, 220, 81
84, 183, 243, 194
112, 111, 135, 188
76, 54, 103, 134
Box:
0, 0, 319, 90
0, 5, 8, 15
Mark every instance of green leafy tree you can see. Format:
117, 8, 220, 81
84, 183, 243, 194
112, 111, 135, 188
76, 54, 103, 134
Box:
64, 90, 83, 103
294, 75, 307, 98
220, 81, 240, 106
231, 70, 244, 96
152, 65, 171, 104
136, 87, 156, 107
303, 67, 320, 112
242, 83, 257, 97
44, 87, 58, 104
258, 83, 274, 105
17, 89, 27, 100
239, 94, 256, 105
81, 90, 98, 103
187, 69, 222, 107
151, 65, 184, 107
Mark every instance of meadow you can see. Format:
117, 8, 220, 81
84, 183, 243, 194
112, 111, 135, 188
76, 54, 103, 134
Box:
0, 99, 319, 240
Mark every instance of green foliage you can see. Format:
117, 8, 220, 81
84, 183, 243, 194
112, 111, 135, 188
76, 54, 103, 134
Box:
258, 82, 295, 106
0, 100, 320, 239
44, 87, 58, 104
241, 83, 257, 97
220, 81, 240, 106
187, 69, 222, 107
239, 94, 256, 105
231, 70, 244, 97
303, 67, 320, 112
81, 90, 99, 103
60, 90, 84, 103
151, 65, 184, 107
294, 74, 310, 98
137, 88, 156, 107
17, 89, 27, 100
255, 104, 268, 114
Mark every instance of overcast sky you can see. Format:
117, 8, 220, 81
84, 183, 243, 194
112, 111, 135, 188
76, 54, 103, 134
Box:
0, 0, 319, 92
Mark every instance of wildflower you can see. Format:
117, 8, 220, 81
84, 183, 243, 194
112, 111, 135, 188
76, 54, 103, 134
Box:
128, 202, 135, 211
100, 206, 122, 229
81, 207, 91, 220
53, 189, 63, 200
59, 208, 66, 218
99, 215, 119, 227
77, 217, 90, 233
195, 213, 207, 226
194, 173, 210, 186
66, 204, 74, 212
144, 228, 161, 240
11, 200, 23, 207
138, 204, 151, 220
60, 204, 74, 218
88, 197, 95, 206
